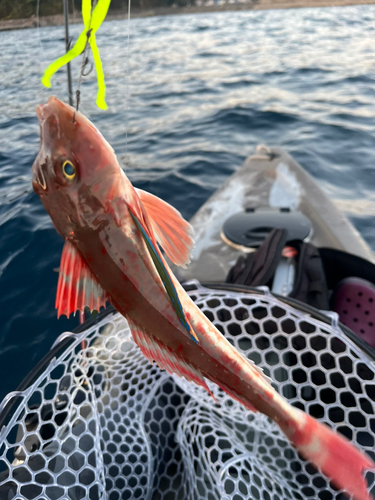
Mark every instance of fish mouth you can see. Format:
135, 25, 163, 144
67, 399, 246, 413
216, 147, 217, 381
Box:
34, 167, 47, 191
33, 97, 62, 192
32, 156, 48, 192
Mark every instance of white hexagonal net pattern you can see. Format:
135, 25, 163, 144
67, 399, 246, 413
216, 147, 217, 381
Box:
0, 281, 374, 500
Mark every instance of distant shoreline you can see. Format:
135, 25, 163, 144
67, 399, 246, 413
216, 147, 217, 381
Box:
1, 0, 375, 32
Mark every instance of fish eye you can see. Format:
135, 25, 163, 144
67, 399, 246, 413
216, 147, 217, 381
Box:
62, 160, 76, 180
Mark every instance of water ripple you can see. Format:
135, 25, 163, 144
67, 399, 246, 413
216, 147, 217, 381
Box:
0, 5, 375, 400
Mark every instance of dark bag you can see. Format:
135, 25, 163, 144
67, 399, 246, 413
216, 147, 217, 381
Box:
289, 240, 329, 310
226, 229, 288, 287
226, 229, 329, 310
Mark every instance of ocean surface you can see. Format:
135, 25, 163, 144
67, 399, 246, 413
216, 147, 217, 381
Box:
1, 5, 375, 404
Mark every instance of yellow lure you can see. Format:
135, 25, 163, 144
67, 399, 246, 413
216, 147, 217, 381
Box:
41, 0, 111, 110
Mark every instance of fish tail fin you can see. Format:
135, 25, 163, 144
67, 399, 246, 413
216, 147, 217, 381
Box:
283, 410, 374, 500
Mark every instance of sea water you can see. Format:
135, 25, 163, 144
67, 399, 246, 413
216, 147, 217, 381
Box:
0, 5, 375, 402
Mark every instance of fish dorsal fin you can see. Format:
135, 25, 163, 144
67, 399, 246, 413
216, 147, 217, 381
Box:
56, 240, 108, 318
136, 189, 194, 268
128, 318, 212, 396
129, 210, 199, 343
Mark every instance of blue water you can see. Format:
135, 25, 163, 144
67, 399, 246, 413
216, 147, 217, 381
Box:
1, 5, 375, 404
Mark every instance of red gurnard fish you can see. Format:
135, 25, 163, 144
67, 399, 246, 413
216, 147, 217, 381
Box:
32, 97, 374, 500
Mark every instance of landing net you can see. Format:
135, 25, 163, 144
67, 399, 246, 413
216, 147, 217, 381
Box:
0, 282, 374, 500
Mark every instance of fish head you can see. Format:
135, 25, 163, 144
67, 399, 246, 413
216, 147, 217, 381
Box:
32, 96, 120, 239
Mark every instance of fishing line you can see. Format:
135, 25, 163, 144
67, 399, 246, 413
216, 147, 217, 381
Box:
126, 0, 131, 162
35, 0, 47, 65
73, 4, 94, 121
69, 0, 77, 51
71, 0, 77, 23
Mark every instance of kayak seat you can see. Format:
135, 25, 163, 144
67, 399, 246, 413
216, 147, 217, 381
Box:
331, 277, 375, 349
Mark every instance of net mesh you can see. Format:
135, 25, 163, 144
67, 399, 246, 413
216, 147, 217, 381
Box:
0, 281, 374, 500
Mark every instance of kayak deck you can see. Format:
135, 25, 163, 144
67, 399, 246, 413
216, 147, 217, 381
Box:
174, 146, 374, 283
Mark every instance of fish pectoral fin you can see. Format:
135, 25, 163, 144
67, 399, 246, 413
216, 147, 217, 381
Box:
127, 317, 211, 395
136, 188, 194, 268
56, 240, 109, 318
129, 210, 199, 343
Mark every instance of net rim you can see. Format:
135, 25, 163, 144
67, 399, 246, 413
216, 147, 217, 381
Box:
0, 306, 118, 430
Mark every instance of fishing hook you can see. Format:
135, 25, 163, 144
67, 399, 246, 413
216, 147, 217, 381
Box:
82, 58, 94, 77
67, 36, 74, 51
